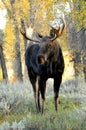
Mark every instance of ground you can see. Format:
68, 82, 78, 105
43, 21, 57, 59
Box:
0, 78, 86, 130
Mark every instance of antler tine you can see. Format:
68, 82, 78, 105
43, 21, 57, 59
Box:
20, 23, 40, 42
49, 18, 66, 41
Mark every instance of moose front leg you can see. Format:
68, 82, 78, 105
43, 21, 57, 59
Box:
32, 85, 40, 113
38, 78, 47, 114
28, 72, 41, 113
54, 76, 62, 111
34, 88, 41, 113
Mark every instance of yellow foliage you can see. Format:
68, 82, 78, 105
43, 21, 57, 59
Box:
4, 21, 15, 60
0, 1, 4, 9
70, 0, 86, 28
34, 0, 53, 34
3, 0, 30, 61
13, 0, 30, 24
0, 68, 3, 81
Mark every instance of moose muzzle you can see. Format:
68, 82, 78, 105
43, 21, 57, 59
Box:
37, 55, 46, 65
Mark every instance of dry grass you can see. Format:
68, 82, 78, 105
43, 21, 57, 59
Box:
0, 78, 86, 130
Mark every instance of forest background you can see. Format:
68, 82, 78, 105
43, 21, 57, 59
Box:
0, 0, 86, 83
0, 0, 86, 129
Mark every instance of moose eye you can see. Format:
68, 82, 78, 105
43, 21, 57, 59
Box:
48, 43, 52, 47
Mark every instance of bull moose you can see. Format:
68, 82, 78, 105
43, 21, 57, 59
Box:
21, 18, 65, 113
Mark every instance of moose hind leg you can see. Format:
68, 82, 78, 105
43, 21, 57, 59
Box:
54, 76, 62, 111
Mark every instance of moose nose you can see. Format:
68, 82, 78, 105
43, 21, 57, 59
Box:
37, 55, 45, 64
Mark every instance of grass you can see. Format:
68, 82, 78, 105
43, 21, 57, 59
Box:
0, 97, 86, 130
0, 78, 86, 130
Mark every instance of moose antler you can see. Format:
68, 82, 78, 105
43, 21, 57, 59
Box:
49, 18, 66, 41
20, 23, 43, 42
20, 18, 66, 42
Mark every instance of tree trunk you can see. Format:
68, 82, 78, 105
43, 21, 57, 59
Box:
67, 20, 80, 78
13, 24, 23, 81
83, 56, 86, 82
2, 0, 23, 81
21, 19, 27, 51
20, 19, 28, 80
29, 0, 35, 24
82, 31, 86, 82
10, 0, 23, 81
74, 52, 81, 77
0, 45, 8, 82
78, 28, 86, 82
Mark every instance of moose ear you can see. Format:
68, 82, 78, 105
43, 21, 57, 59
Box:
36, 32, 43, 40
